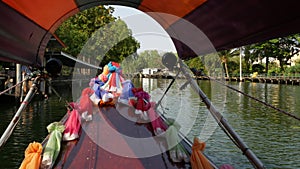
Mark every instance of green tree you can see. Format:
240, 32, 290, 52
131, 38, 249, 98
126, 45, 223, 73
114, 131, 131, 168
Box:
202, 53, 223, 77
55, 6, 140, 66
251, 34, 300, 73
243, 45, 257, 73
121, 50, 165, 74
252, 42, 273, 74
286, 64, 300, 74
56, 6, 115, 56
271, 35, 299, 71
184, 56, 205, 72
139, 50, 165, 68
218, 49, 239, 78
81, 19, 140, 66
252, 64, 265, 73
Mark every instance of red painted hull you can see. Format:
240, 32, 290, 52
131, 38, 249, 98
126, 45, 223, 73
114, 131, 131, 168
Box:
51, 103, 191, 169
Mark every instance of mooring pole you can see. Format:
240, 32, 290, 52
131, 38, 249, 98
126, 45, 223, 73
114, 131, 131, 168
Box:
15, 64, 22, 98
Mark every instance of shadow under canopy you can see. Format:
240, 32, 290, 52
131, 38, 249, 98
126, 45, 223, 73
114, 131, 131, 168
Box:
0, 0, 300, 67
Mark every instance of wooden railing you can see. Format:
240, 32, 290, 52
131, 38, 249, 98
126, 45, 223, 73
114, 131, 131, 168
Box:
222, 74, 300, 85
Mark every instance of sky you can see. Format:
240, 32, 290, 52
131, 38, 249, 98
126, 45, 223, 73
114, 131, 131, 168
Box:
109, 5, 176, 54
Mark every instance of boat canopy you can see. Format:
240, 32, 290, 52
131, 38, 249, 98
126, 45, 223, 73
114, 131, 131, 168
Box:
0, 0, 300, 67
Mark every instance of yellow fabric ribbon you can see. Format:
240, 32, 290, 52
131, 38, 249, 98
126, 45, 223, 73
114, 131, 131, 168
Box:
190, 137, 214, 169
19, 142, 42, 169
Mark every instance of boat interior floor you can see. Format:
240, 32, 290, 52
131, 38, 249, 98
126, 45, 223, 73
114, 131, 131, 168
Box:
52, 103, 191, 169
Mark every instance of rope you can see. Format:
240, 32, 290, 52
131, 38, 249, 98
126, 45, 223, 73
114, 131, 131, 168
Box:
0, 77, 28, 96
155, 69, 181, 110
61, 51, 102, 70
207, 76, 300, 121
46, 80, 72, 110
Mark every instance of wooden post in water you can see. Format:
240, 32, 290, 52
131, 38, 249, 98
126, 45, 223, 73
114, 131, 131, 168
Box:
239, 47, 243, 82
48, 78, 52, 95
40, 57, 46, 96
15, 64, 21, 99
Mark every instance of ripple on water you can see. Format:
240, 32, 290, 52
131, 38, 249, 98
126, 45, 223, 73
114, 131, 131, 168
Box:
0, 79, 299, 169
0, 96, 67, 169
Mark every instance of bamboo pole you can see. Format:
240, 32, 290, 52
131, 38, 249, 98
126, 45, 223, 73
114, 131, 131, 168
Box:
178, 60, 265, 169
0, 77, 39, 149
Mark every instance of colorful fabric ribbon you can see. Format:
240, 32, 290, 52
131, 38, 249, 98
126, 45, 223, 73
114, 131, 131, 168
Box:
63, 104, 81, 141
119, 80, 135, 104
147, 102, 167, 135
19, 142, 42, 169
132, 88, 151, 111
101, 61, 124, 94
79, 88, 94, 114
98, 93, 115, 107
190, 137, 213, 169
165, 119, 189, 163
41, 122, 65, 168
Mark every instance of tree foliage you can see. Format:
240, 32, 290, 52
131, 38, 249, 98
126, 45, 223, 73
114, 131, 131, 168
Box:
121, 50, 165, 74
55, 6, 140, 66
252, 34, 300, 72
185, 53, 224, 77
218, 49, 239, 77
54, 6, 300, 77
286, 64, 300, 74
184, 57, 205, 72
243, 45, 257, 73
81, 19, 140, 66
252, 64, 265, 73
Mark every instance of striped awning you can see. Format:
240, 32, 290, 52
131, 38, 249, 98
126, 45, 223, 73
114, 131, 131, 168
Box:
0, 0, 300, 66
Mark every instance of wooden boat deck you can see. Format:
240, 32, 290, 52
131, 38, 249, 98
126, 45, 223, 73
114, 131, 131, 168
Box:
50, 103, 191, 169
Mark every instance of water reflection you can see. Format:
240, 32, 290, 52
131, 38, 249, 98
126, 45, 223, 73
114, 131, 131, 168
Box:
0, 79, 299, 168
141, 79, 300, 168
0, 95, 69, 168
220, 81, 300, 168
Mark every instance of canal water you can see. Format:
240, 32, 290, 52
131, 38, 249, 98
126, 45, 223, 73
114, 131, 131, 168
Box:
0, 78, 299, 169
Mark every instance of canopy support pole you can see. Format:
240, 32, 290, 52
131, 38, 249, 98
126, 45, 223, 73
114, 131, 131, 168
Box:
178, 59, 265, 169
